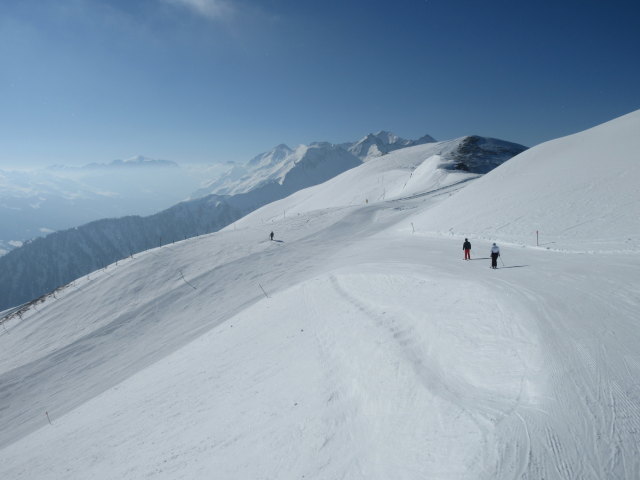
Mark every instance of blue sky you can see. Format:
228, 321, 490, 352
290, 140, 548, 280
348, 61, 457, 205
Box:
1, 0, 639, 167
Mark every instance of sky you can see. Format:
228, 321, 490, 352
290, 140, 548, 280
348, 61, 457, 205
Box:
1, 0, 639, 167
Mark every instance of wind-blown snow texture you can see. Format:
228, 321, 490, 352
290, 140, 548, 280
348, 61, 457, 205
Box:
1, 112, 639, 479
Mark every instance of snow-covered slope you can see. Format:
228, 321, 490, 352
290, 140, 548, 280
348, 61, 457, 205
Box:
412, 110, 640, 252
0, 195, 242, 311
191, 130, 438, 200
2, 133, 451, 310
232, 136, 526, 223
191, 142, 361, 199
0, 143, 361, 310
1, 113, 639, 479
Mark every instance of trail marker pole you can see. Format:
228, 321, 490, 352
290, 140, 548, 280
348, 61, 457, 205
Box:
536, 230, 539, 246
45, 411, 52, 425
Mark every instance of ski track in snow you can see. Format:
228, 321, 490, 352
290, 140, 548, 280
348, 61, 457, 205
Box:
483, 254, 640, 480
1, 191, 640, 478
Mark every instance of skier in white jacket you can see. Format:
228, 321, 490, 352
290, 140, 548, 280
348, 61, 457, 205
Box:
490, 243, 500, 269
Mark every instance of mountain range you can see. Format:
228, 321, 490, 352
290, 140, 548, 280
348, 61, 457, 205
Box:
190, 131, 437, 199
341, 130, 437, 160
48, 155, 179, 170
0, 157, 207, 255
0, 132, 526, 310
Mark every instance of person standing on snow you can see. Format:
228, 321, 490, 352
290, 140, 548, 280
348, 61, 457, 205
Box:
270, 231, 274, 241
463, 238, 471, 260
490, 243, 500, 269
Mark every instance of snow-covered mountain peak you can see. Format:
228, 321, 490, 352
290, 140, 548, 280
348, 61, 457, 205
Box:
372, 130, 400, 144
346, 130, 437, 160
247, 144, 293, 168
193, 131, 440, 200
292, 142, 348, 168
189, 140, 362, 202
415, 133, 437, 144
84, 156, 178, 169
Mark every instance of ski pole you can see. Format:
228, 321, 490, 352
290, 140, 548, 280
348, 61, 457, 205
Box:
500, 255, 505, 266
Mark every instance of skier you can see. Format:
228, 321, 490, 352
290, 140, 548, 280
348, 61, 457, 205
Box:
270, 231, 274, 241
463, 238, 471, 260
490, 243, 500, 269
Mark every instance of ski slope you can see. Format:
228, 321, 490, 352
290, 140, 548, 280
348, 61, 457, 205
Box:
1, 111, 640, 479
412, 110, 640, 253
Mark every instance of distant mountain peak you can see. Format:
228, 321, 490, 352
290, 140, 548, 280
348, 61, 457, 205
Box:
247, 144, 293, 168
193, 131, 442, 199
416, 133, 437, 144
371, 130, 399, 143
273, 144, 292, 151
345, 130, 436, 161
84, 156, 178, 169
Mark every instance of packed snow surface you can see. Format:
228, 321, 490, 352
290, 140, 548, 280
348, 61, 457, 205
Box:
1, 111, 640, 479
414, 110, 640, 252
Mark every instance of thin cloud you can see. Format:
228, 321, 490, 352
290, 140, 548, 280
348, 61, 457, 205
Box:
163, 0, 234, 20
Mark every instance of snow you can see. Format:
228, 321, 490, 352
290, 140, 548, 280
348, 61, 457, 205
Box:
1, 110, 640, 479
411, 110, 640, 253
229, 136, 522, 224
192, 130, 440, 200
189, 142, 361, 200
344, 130, 436, 161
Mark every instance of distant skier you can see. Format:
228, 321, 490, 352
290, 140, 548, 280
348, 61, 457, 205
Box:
490, 243, 500, 269
270, 231, 274, 241
463, 238, 471, 260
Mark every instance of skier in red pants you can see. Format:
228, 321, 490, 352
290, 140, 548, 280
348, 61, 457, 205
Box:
463, 238, 471, 260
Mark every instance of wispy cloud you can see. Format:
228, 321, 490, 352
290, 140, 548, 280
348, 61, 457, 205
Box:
163, 0, 234, 20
